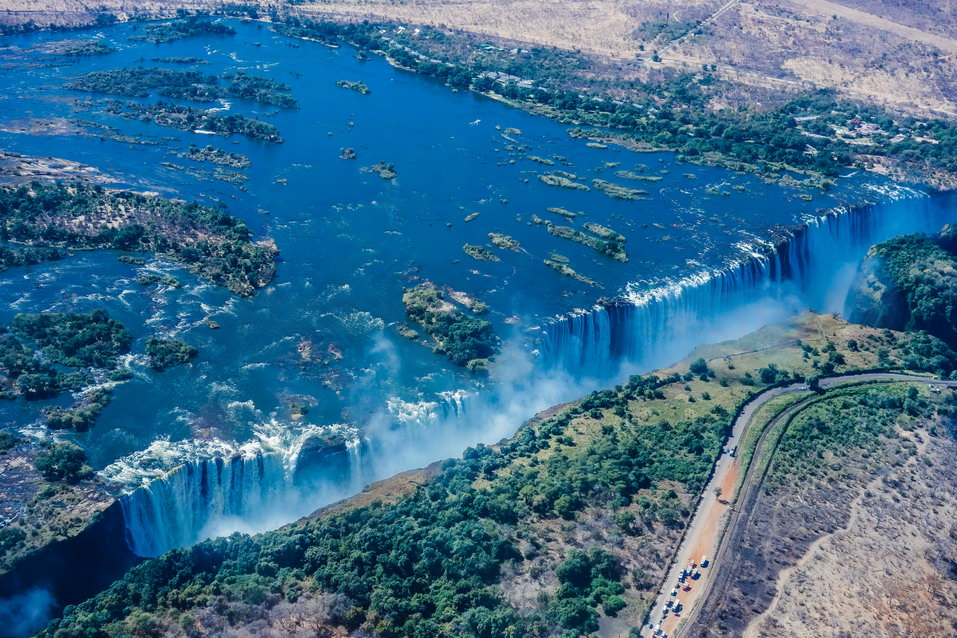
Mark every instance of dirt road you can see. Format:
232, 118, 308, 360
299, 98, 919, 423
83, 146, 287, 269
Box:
640, 372, 957, 638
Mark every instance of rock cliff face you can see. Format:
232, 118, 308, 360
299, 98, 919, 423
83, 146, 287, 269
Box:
846, 226, 957, 347
845, 245, 907, 330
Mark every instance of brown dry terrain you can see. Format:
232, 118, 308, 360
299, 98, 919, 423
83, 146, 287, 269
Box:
0, 150, 116, 185
1, 1, 955, 116
744, 424, 957, 637
686, 386, 957, 637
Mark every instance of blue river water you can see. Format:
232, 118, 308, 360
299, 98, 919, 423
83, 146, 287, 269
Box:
0, 18, 952, 565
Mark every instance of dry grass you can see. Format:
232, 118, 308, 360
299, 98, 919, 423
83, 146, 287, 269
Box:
743, 417, 957, 638
1, 1, 954, 115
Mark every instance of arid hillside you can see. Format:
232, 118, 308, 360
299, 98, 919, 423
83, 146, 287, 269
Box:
1, 0, 955, 116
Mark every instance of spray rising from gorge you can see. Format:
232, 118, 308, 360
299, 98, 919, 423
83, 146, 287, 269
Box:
108, 186, 955, 558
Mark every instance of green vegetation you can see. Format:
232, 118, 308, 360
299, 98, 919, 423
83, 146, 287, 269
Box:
67, 67, 298, 108
178, 145, 250, 169
635, 19, 708, 42
44, 387, 112, 432
150, 56, 208, 64
0, 182, 277, 296
462, 244, 501, 262
528, 155, 555, 166
403, 283, 499, 368
11, 310, 131, 368
136, 273, 181, 287
546, 207, 581, 219
0, 243, 67, 273
591, 179, 647, 200
43, 39, 115, 56
0, 332, 86, 400
105, 101, 284, 143
544, 258, 598, 287
362, 161, 397, 179
543, 221, 628, 262
848, 225, 957, 347
766, 384, 934, 490
0, 311, 129, 427
488, 233, 520, 251
615, 170, 662, 182
0, 310, 202, 429
336, 80, 371, 95
38, 315, 957, 637
270, 19, 957, 184
0, 430, 19, 452
145, 337, 198, 371
34, 440, 93, 483
538, 173, 590, 191
129, 18, 235, 44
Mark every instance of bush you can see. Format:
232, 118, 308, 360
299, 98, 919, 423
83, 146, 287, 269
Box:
0, 430, 18, 452
34, 441, 92, 483
145, 337, 198, 371
603, 595, 627, 616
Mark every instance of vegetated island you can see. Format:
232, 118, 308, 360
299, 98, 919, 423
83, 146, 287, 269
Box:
145, 336, 198, 371
488, 233, 520, 251
128, 18, 235, 44
38, 310, 957, 637
1, 310, 130, 431
66, 67, 299, 108
336, 80, 371, 95
535, 218, 628, 262
546, 206, 582, 219
539, 171, 590, 191
615, 169, 663, 182
150, 56, 208, 65
462, 243, 500, 262
544, 254, 599, 287
361, 161, 397, 179
0, 181, 277, 296
402, 282, 498, 373
0, 315, 197, 571
41, 39, 115, 56
104, 100, 283, 143
177, 144, 251, 169
591, 178, 648, 200
1, 310, 199, 431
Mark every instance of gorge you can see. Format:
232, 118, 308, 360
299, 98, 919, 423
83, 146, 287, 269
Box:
0, 15, 955, 637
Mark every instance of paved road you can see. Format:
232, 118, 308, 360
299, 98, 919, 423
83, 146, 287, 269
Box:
640, 373, 957, 638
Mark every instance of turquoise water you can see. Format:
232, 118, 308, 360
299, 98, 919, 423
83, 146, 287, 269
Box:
0, 20, 912, 486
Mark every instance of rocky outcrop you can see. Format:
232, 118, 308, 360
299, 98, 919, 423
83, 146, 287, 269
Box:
844, 245, 908, 330
845, 226, 957, 347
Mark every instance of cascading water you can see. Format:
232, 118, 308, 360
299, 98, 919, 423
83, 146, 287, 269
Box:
106, 185, 955, 560
541, 186, 956, 379
103, 423, 362, 557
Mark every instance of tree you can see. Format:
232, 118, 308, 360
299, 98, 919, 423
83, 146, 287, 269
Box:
34, 441, 92, 483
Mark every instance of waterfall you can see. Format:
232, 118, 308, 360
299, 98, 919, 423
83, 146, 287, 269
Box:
541, 186, 955, 379
104, 186, 956, 560
102, 423, 361, 557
